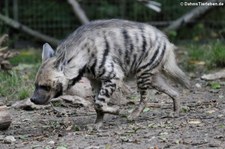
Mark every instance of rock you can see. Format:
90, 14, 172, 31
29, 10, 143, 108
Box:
0, 101, 4, 106
66, 77, 132, 106
66, 77, 93, 98
13, 77, 132, 110
0, 135, 4, 141
195, 83, 201, 88
51, 95, 92, 107
4, 136, 16, 144
48, 140, 55, 145
0, 106, 12, 130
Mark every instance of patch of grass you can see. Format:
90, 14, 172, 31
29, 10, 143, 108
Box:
210, 82, 221, 90
210, 41, 225, 67
0, 49, 41, 101
183, 40, 225, 71
10, 49, 41, 65
0, 65, 39, 101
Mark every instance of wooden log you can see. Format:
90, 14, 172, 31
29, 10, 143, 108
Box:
0, 106, 12, 130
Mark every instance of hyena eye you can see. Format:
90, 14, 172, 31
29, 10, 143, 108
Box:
39, 85, 51, 91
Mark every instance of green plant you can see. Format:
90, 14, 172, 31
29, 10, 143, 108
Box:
210, 41, 225, 67
0, 49, 40, 101
183, 40, 225, 71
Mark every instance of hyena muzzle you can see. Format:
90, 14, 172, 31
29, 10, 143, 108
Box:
31, 19, 190, 128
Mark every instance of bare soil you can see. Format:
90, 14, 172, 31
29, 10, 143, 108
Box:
1, 78, 225, 149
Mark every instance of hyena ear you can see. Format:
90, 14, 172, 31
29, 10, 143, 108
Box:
42, 43, 55, 62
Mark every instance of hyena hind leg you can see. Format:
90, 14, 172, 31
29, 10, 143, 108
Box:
127, 90, 148, 121
127, 74, 151, 121
151, 74, 180, 114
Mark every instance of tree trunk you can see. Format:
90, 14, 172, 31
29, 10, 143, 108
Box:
67, 0, 89, 24
164, 0, 225, 32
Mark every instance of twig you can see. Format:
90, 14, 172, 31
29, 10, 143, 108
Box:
67, 0, 89, 24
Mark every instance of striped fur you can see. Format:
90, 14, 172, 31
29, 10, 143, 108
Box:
31, 19, 190, 128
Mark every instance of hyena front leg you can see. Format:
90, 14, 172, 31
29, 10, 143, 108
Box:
95, 79, 120, 114
151, 74, 180, 114
89, 79, 104, 127
93, 79, 120, 128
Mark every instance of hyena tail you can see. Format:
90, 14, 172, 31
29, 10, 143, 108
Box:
162, 43, 190, 89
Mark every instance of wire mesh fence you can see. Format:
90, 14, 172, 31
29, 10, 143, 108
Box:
0, 0, 225, 42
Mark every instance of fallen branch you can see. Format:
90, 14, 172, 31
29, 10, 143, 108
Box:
51, 95, 92, 107
164, 0, 225, 32
67, 0, 89, 24
201, 70, 225, 80
0, 13, 60, 46
12, 98, 51, 110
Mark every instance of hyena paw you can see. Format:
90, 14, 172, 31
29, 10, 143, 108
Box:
169, 110, 180, 118
94, 121, 103, 131
165, 110, 180, 118
87, 123, 103, 132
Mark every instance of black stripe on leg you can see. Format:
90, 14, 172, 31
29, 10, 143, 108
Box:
98, 98, 106, 102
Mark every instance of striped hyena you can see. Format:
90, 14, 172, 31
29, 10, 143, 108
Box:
31, 19, 190, 128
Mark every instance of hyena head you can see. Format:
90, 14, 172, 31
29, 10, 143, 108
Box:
30, 43, 69, 105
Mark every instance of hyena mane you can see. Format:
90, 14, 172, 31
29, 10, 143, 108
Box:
31, 19, 190, 128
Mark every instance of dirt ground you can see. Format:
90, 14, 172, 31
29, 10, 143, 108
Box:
1, 77, 225, 149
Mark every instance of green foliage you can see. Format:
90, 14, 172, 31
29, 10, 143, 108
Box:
210, 82, 221, 89
0, 66, 38, 100
184, 40, 225, 71
210, 41, 225, 67
0, 49, 40, 101
10, 49, 41, 65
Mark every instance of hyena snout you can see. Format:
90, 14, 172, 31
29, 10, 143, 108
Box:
30, 88, 50, 105
30, 95, 49, 105
30, 96, 45, 105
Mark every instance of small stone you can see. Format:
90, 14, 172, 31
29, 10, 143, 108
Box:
208, 140, 221, 147
188, 119, 201, 124
48, 140, 55, 145
4, 136, 16, 144
0, 106, 12, 130
195, 83, 201, 88
0, 135, 4, 141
